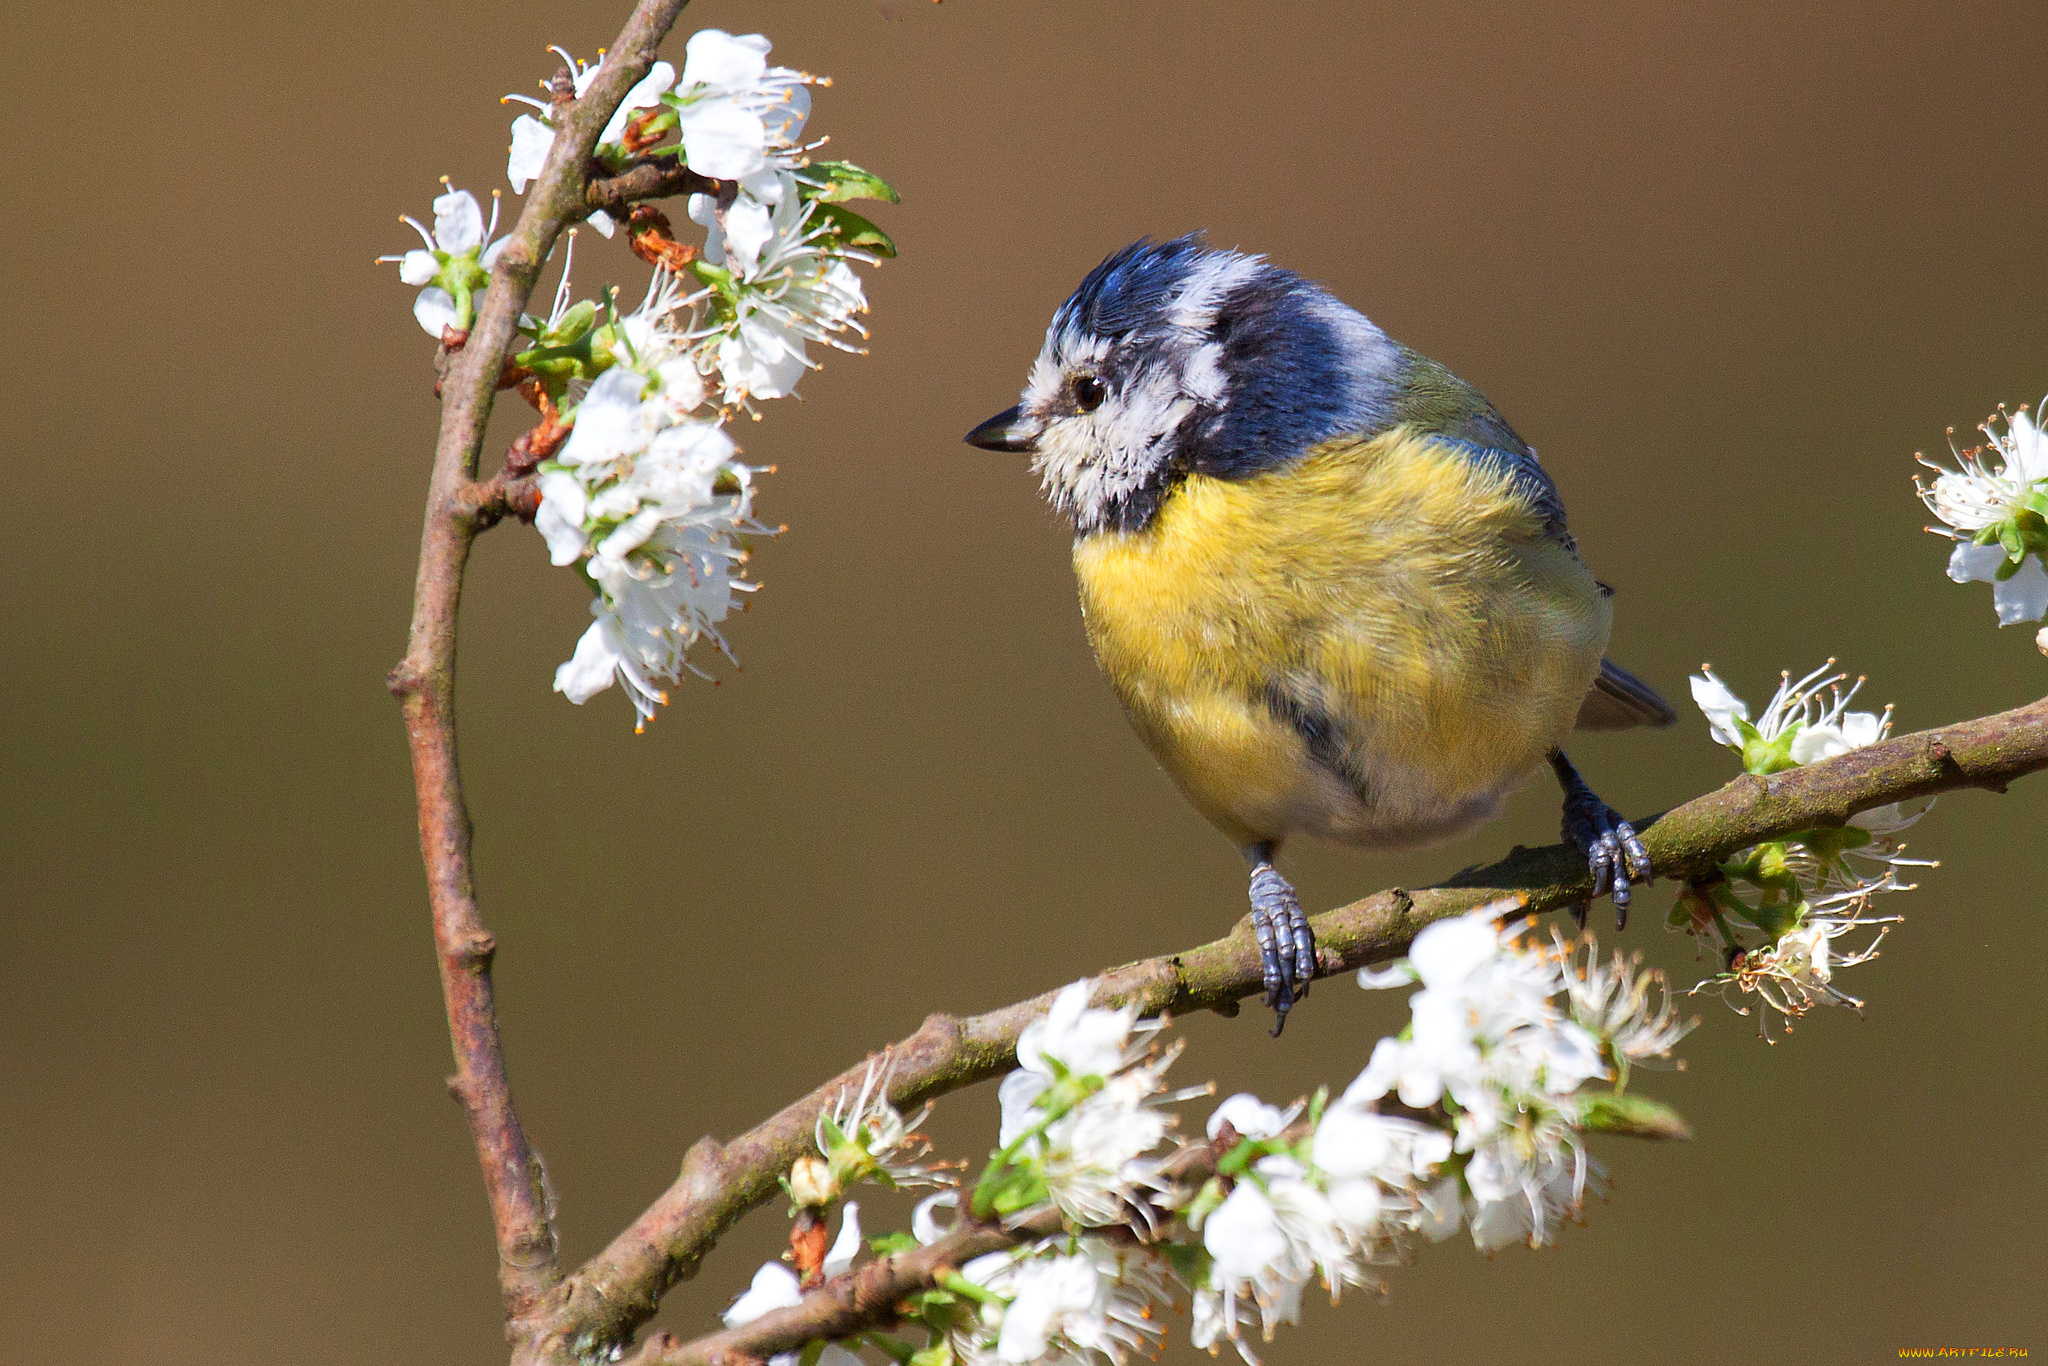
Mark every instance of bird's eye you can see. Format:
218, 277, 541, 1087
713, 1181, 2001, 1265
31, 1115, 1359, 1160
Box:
1071, 374, 1107, 413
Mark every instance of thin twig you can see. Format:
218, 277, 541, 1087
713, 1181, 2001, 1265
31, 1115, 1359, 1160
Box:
519, 695, 2048, 1358
386, 0, 696, 1329
588, 159, 726, 216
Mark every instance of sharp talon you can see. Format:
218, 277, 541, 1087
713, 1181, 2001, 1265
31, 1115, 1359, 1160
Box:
1570, 901, 1590, 930
1247, 859, 1315, 1033
1552, 751, 1649, 930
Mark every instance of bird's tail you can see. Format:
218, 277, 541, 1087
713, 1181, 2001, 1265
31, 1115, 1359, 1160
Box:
1574, 658, 1678, 730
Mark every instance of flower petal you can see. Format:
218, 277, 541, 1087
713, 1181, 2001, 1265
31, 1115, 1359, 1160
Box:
1407, 911, 1501, 989
2011, 407, 2048, 483
397, 249, 438, 287
821, 1202, 861, 1279
722, 1262, 802, 1328
535, 472, 590, 564
1991, 553, 2048, 624
508, 114, 554, 194
680, 99, 769, 181
431, 187, 484, 253
1207, 1093, 1288, 1140
680, 29, 771, 90
1689, 671, 1749, 748
554, 617, 621, 703
1947, 539, 2005, 585
412, 287, 458, 337
722, 194, 775, 269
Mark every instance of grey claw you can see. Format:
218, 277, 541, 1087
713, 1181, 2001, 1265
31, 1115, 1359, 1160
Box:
1553, 751, 1651, 932
1248, 861, 1316, 1034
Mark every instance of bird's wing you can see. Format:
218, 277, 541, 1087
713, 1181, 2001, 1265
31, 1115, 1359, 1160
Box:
1389, 349, 1572, 544
1575, 658, 1678, 730
1426, 435, 1572, 545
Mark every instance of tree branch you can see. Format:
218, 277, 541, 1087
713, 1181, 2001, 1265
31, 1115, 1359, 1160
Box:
386, 0, 695, 1330
587, 159, 726, 217
626, 1128, 1254, 1366
524, 695, 2048, 1357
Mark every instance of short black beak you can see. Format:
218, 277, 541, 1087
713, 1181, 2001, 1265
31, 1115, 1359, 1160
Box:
963, 404, 1039, 453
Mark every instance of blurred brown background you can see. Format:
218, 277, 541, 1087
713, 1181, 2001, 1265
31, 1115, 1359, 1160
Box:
3, 1, 2044, 1361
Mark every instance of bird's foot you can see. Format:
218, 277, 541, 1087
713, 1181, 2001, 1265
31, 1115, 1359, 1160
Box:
1550, 750, 1650, 929
1246, 857, 1316, 1035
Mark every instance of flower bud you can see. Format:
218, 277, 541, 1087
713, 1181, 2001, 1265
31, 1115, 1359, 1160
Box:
789, 1154, 840, 1209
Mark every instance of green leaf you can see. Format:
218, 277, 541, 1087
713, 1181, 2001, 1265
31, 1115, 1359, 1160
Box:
1575, 1091, 1692, 1140
804, 160, 902, 204
868, 1231, 919, 1256
813, 202, 898, 257
863, 1335, 918, 1366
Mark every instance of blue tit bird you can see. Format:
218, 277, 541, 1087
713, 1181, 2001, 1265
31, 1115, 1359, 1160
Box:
965, 235, 1675, 1033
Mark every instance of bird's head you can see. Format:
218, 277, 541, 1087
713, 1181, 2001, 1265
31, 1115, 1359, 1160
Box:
965, 234, 1400, 535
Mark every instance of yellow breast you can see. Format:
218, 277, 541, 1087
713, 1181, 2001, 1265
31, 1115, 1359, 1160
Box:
1072, 426, 1611, 849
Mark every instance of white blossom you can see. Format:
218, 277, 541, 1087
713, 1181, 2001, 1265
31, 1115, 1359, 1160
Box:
504, 46, 607, 195
1691, 661, 1894, 768
377, 185, 507, 336
1918, 400, 2048, 624
535, 273, 764, 731
1461, 1116, 1603, 1252
1002, 983, 1161, 1123
491, 28, 887, 728
689, 174, 872, 406
994, 981, 1190, 1228
502, 48, 673, 234
1206, 1094, 1297, 1141
816, 1055, 952, 1191
1692, 874, 1907, 1040
1310, 1097, 1452, 1190
669, 29, 814, 181
1354, 907, 1600, 1120
1309, 1094, 1453, 1249
1195, 1155, 1364, 1354
1556, 934, 1695, 1076
1350, 906, 1645, 1252
950, 1239, 1177, 1366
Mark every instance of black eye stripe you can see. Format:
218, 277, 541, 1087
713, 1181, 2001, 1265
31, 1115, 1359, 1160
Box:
1072, 374, 1107, 412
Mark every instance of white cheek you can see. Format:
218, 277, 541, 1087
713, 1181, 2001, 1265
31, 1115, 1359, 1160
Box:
1023, 351, 1065, 411
1030, 420, 1107, 521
